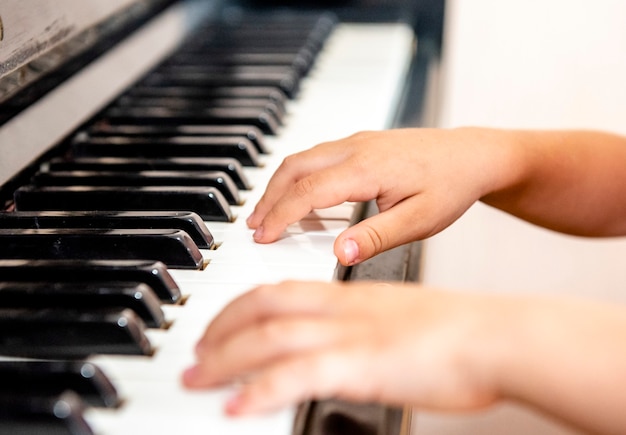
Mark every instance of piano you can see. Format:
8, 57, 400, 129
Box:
0, 0, 443, 433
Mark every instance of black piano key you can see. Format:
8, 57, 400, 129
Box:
155, 64, 300, 79
122, 85, 288, 109
45, 156, 251, 190
181, 38, 314, 52
140, 71, 299, 99
0, 210, 215, 249
180, 48, 315, 74
180, 35, 314, 53
213, 11, 337, 36
0, 259, 180, 303
102, 106, 279, 135
32, 170, 241, 205
182, 37, 316, 54
0, 228, 204, 270
0, 281, 166, 328
86, 122, 268, 154
14, 184, 233, 222
0, 391, 94, 435
0, 307, 152, 358
163, 52, 312, 76
207, 13, 336, 37
114, 95, 285, 123
71, 135, 261, 167
0, 360, 120, 408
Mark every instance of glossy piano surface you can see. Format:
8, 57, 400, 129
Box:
0, 1, 418, 434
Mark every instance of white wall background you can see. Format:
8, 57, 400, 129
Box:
413, 1, 626, 434
438, 0, 626, 133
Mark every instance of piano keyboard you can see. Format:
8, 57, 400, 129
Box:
0, 1, 415, 433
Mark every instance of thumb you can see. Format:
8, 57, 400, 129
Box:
333, 206, 420, 266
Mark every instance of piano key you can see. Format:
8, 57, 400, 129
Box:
141, 71, 300, 99
0, 228, 204, 270
102, 106, 280, 135
0, 360, 120, 408
45, 157, 251, 190
13, 185, 233, 222
0, 391, 94, 435
32, 170, 241, 205
0, 210, 215, 249
71, 135, 261, 166
0, 281, 166, 328
114, 95, 285, 122
181, 45, 316, 71
178, 48, 312, 67
84, 283, 253, 382
121, 85, 288, 111
83, 382, 295, 435
200, 11, 336, 35
191, 15, 336, 40
0, 307, 152, 358
163, 52, 313, 75
154, 64, 300, 79
0, 259, 181, 303
204, 20, 331, 39
170, 222, 351, 290
84, 124, 269, 155
183, 35, 319, 54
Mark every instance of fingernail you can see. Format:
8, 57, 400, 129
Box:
253, 225, 264, 241
182, 364, 200, 384
225, 393, 244, 415
342, 238, 359, 265
194, 340, 205, 356
246, 212, 256, 227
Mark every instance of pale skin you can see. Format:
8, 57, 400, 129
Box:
182, 127, 626, 435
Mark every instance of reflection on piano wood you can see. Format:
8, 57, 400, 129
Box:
0, 1, 415, 434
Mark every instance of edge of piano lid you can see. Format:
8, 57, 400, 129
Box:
0, 0, 218, 203
0, 0, 444, 434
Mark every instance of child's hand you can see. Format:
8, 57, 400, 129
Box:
246, 128, 513, 265
181, 281, 509, 416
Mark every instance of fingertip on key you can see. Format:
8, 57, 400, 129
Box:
252, 225, 264, 242
341, 238, 360, 266
182, 364, 200, 387
246, 212, 257, 229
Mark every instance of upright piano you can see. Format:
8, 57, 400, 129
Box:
0, 1, 443, 433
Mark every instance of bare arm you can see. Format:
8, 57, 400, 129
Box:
182, 281, 626, 435
481, 128, 626, 237
247, 128, 626, 265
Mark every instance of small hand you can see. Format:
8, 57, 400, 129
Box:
182, 281, 506, 416
246, 129, 500, 265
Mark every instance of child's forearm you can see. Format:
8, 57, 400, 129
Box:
487, 295, 626, 434
478, 128, 626, 236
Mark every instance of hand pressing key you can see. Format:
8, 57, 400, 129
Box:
245, 128, 626, 265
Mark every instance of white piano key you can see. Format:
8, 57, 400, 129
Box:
172, 263, 341, 286
85, 383, 295, 435
207, 221, 347, 254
